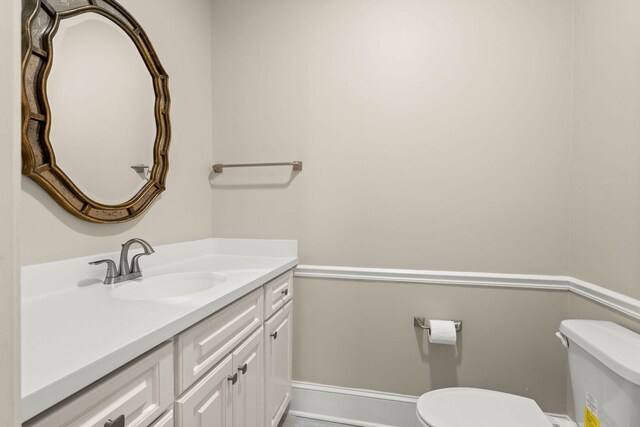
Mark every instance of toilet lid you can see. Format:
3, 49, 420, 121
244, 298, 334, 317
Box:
417, 388, 552, 427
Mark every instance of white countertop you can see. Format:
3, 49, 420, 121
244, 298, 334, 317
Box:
21, 238, 298, 422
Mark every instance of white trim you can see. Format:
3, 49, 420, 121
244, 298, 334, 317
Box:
294, 265, 569, 290
289, 382, 576, 427
293, 381, 418, 403
569, 277, 640, 320
289, 381, 418, 427
294, 265, 640, 320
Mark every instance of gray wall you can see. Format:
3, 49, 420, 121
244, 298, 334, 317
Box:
294, 278, 569, 413
20, 0, 216, 265
210, 0, 573, 275
564, 1, 640, 412
210, 0, 575, 413
0, 0, 21, 423
570, 0, 640, 300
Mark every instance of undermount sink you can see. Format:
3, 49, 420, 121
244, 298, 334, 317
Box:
111, 271, 227, 301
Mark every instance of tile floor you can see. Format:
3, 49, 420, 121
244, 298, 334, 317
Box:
278, 414, 356, 427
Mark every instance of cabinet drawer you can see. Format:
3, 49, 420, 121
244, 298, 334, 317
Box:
264, 271, 293, 320
25, 342, 174, 427
176, 288, 263, 394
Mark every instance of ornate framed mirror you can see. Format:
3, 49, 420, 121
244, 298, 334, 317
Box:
21, 0, 171, 223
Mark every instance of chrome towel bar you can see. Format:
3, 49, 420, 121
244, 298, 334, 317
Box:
212, 161, 303, 174
414, 316, 462, 332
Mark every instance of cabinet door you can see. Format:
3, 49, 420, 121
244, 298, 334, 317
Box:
175, 355, 234, 427
232, 326, 264, 427
264, 301, 293, 427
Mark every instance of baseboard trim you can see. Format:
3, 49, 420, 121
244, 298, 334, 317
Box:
294, 265, 640, 320
289, 381, 418, 427
290, 382, 576, 427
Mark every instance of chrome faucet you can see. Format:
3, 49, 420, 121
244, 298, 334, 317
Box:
89, 238, 155, 284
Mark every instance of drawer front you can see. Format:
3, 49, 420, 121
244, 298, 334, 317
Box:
175, 355, 233, 427
264, 271, 293, 320
176, 288, 263, 393
25, 343, 174, 427
150, 410, 173, 427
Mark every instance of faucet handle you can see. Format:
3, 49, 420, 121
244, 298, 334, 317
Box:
89, 259, 118, 284
130, 253, 152, 274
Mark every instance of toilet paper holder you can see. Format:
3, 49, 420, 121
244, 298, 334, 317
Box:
414, 316, 462, 332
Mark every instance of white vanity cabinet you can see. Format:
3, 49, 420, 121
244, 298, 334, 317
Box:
175, 272, 292, 427
174, 327, 264, 427
24, 269, 294, 427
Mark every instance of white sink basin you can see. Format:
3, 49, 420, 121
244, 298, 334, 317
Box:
111, 272, 227, 301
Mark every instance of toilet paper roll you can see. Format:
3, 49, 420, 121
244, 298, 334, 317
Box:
428, 320, 457, 345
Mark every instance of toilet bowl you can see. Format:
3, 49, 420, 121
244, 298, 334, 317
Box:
416, 320, 640, 427
416, 388, 552, 427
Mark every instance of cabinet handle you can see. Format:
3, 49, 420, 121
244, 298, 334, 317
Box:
228, 373, 238, 384
281, 289, 289, 296
104, 415, 125, 427
270, 331, 278, 340
238, 363, 248, 375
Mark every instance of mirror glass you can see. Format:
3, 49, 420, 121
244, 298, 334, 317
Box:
48, 13, 156, 205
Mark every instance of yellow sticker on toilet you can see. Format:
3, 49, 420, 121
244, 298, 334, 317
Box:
585, 407, 600, 427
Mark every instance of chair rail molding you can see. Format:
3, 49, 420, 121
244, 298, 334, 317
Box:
294, 265, 640, 321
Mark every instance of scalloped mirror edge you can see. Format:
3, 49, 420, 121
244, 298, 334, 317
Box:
21, 0, 171, 223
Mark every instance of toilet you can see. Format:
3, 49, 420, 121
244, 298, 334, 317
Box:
416, 319, 640, 427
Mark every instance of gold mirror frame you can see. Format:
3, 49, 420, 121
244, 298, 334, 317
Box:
21, 0, 171, 223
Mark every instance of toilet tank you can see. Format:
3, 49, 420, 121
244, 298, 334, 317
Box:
559, 320, 640, 427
